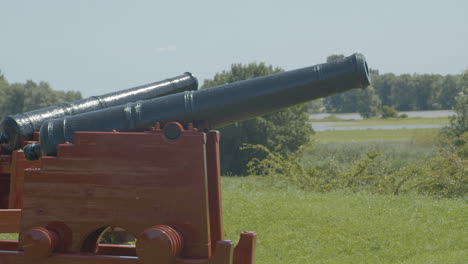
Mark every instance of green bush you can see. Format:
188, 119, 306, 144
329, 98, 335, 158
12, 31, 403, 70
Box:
440, 86, 468, 157
381, 105, 398, 118
246, 143, 467, 199
398, 113, 408, 118
202, 63, 313, 175
447, 90, 468, 138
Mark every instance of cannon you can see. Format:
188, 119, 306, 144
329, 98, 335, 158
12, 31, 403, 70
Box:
0, 73, 198, 209
26, 53, 370, 159
0, 53, 371, 264
0, 72, 198, 153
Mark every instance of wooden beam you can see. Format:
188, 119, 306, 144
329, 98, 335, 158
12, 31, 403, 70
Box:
0, 240, 18, 250
0, 209, 21, 233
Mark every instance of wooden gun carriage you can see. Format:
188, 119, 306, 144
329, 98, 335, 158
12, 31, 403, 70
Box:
0, 53, 370, 264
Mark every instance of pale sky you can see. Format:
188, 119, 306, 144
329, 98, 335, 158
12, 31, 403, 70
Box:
1, 0, 467, 97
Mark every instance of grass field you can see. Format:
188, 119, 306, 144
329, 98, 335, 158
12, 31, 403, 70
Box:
313, 128, 439, 143
222, 177, 467, 264
310, 117, 450, 126
2, 183, 466, 264
330, 117, 449, 127
0, 233, 17, 240
304, 129, 440, 174
230, 121, 466, 263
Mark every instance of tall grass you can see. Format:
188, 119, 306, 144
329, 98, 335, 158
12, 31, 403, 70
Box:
246, 129, 467, 198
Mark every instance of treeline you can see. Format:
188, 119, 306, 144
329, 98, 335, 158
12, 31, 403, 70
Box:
322, 55, 467, 115
0, 71, 82, 118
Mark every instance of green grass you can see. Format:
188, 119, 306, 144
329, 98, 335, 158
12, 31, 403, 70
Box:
327, 117, 449, 127
222, 176, 468, 264
309, 129, 439, 166
314, 128, 439, 144
2, 178, 466, 263
310, 117, 449, 125
0, 233, 17, 240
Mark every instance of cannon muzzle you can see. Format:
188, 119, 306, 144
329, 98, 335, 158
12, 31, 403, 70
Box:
26, 53, 370, 159
0, 73, 198, 152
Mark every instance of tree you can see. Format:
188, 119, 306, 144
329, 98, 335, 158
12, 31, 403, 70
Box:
372, 73, 395, 107
448, 70, 468, 138
356, 86, 381, 118
438, 75, 460, 109
202, 63, 313, 175
440, 70, 468, 157
0, 70, 82, 118
450, 90, 468, 137
322, 54, 380, 117
307, 99, 324, 113
326, 54, 345, 63
463, 70, 468, 88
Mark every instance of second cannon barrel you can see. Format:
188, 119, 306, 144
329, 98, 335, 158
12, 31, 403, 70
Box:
28, 53, 371, 159
0, 73, 198, 152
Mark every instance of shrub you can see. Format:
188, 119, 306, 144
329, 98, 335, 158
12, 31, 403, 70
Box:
398, 113, 408, 118
440, 88, 468, 157
246, 143, 467, 199
381, 106, 398, 118
448, 91, 468, 138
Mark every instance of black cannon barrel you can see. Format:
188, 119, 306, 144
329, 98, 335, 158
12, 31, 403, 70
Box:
26, 53, 370, 159
0, 73, 198, 152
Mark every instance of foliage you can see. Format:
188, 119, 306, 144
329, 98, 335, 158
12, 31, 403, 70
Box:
440, 75, 468, 157
323, 86, 382, 118
447, 86, 468, 138
326, 54, 345, 63
306, 99, 324, 113
373, 72, 463, 111
323, 55, 381, 117
355, 86, 381, 118
246, 127, 467, 198
322, 55, 465, 112
381, 105, 398, 118
202, 63, 313, 175
0, 72, 82, 118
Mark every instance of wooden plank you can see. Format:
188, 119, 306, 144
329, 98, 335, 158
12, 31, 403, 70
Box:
0, 209, 21, 233
0, 155, 12, 175
0, 251, 139, 264
206, 131, 224, 252
234, 232, 256, 264
8, 151, 41, 209
0, 240, 18, 251
96, 244, 136, 257
21, 131, 212, 258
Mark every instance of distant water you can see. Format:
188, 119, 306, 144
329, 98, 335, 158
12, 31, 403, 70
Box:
310, 110, 453, 131
310, 110, 455, 120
